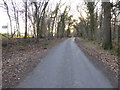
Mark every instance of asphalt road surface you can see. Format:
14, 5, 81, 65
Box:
17, 38, 113, 88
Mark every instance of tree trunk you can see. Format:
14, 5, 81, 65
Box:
9, 16, 13, 37
24, 0, 27, 38
118, 25, 120, 56
87, 2, 95, 40
37, 19, 41, 38
16, 11, 20, 37
102, 2, 112, 49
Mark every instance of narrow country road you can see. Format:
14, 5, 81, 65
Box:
17, 38, 113, 88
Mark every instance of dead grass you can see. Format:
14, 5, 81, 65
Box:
2, 38, 65, 88
75, 37, 118, 79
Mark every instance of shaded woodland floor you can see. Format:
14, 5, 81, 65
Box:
2, 38, 66, 88
75, 37, 118, 87
1, 37, 119, 88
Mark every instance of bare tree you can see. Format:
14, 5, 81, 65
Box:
11, 0, 20, 37
51, 2, 61, 37
2, 0, 13, 36
86, 2, 95, 40
29, 0, 49, 39
40, 0, 49, 38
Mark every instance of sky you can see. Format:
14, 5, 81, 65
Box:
0, 0, 119, 33
0, 0, 84, 33
0, 0, 119, 34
